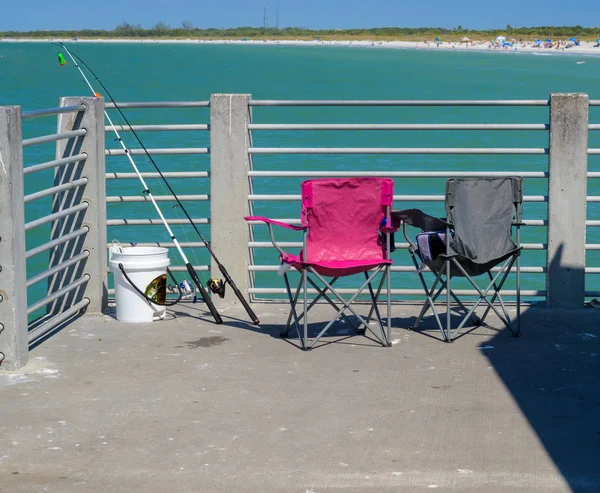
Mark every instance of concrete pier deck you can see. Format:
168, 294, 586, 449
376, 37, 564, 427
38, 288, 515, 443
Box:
1, 303, 599, 492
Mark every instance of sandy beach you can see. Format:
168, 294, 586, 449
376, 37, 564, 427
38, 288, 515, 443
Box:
3, 36, 600, 57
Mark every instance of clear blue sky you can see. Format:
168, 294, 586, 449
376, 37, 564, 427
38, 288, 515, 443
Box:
2, 0, 599, 32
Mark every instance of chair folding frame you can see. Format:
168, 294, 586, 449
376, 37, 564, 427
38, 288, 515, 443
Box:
402, 178, 523, 342
261, 219, 393, 350
248, 178, 395, 350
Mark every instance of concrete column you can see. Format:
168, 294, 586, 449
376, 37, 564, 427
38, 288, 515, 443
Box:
51, 97, 107, 314
547, 93, 588, 308
209, 94, 251, 307
0, 106, 28, 370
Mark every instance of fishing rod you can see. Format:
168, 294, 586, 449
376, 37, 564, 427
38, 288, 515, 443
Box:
57, 43, 243, 326
60, 43, 260, 325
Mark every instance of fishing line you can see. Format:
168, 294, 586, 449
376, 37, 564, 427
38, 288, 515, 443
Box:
56, 42, 260, 325
55, 42, 223, 324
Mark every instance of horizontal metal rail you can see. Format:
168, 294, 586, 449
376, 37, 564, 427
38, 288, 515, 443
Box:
106, 101, 210, 108
26, 251, 90, 288
108, 124, 209, 132
249, 288, 545, 296
248, 147, 548, 155
106, 195, 208, 203
249, 265, 546, 274
106, 148, 209, 156
106, 242, 205, 249
22, 105, 86, 119
106, 265, 209, 275
26, 227, 89, 259
166, 265, 209, 272
23, 153, 87, 175
107, 218, 208, 226
22, 129, 87, 148
250, 100, 550, 107
585, 244, 600, 250
248, 241, 547, 250
249, 171, 548, 178
27, 275, 90, 315
28, 298, 90, 344
249, 123, 549, 131
24, 203, 89, 231
24, 178, 88, 204
248, 194, 548, 202
106, 171, 209, 179
246, 218, 547, 226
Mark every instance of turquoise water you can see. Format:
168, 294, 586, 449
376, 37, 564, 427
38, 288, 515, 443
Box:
2, 42, 600, 311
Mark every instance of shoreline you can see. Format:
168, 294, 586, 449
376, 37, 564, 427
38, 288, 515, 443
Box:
3, 37, 600, 56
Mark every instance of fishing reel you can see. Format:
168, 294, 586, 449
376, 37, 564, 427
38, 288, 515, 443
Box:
207, 278, 227, 298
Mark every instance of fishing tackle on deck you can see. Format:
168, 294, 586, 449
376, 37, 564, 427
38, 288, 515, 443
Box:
56, 42, 260, 325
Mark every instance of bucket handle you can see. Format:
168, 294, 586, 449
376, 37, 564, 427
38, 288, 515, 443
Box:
118, 263, 183, 306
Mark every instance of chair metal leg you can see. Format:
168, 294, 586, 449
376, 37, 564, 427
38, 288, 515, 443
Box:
477, 257, 516, 330
449, 257, 516, 340
307, 267, 388, 348
366, 271, 387, 324
283, 272, 306, 350
364, 270, 389, 345
302, 269, 309, 350
283, 274, 303, 337
306, 277, 359, 331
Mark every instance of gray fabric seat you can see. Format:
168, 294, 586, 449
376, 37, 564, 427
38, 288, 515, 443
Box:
394, 177, 523, 342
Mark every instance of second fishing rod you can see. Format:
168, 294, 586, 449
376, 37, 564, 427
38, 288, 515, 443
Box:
59, 43, 260, 325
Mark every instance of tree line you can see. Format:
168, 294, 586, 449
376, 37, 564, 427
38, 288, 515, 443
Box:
1, 24, 598, 40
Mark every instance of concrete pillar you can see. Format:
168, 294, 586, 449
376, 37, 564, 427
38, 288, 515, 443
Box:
0, 106, 28, 370
209, 94, 251, 307
547, 93, 588, 308
50, 97, 107, 314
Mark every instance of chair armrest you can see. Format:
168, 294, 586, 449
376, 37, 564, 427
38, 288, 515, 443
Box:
245, 216, 307, 231
244, 216, 306, 259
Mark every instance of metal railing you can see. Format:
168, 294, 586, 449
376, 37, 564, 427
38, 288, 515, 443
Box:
243, 97, 558, 301
101, 100, 212, 290
0, 98, 106, 370
0, 93, 595, 371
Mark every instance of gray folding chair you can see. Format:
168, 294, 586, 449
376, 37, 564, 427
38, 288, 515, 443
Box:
395, 177, 523, 342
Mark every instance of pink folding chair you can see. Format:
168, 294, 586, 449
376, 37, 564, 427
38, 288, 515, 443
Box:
246, 177, 395, 350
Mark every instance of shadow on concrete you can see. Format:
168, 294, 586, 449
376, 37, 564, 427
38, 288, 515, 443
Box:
482, 247, 600, 492
168, 302, 394, 350
392, 309, 512, 343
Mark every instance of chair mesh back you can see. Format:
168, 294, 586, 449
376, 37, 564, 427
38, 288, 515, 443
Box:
301, 177, 393, 263
445, 177, 522, 265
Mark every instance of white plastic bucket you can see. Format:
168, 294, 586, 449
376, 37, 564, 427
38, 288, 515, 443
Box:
109, 245, 170, 323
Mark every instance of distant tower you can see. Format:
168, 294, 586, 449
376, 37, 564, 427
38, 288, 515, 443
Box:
263, 3, 269, 29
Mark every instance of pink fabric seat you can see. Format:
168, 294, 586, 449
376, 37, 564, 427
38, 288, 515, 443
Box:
248, 177, 394, 274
